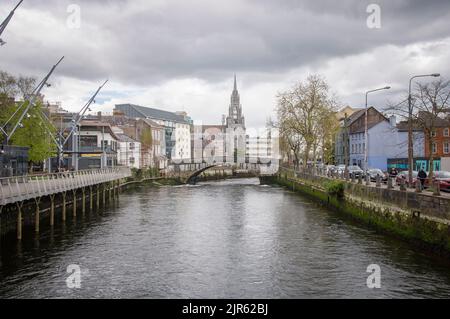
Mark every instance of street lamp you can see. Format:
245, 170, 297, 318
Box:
365, 86, 391, 171
407, 74, 440, 186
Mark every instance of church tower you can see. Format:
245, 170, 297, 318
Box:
226, 75, 245, 129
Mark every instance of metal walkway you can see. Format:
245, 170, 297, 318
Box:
0, 167, 132, 206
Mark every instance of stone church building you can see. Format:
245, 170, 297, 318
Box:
202, 75, 247, 164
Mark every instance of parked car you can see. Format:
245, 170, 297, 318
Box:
433, 171, 450, 192
396, 171, 418, 187
325, 165, 336, 174
335, 165, 346, 175
367, 169, 388, 183
348, 165, 364, 178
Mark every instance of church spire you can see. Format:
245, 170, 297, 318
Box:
227, 74, 245, 128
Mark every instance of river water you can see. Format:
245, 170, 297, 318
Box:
1, 178, 450, 299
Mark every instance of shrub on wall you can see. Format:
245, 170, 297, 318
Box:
324, 180, 345, 199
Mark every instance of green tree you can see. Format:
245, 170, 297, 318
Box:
0, 70, 57, 168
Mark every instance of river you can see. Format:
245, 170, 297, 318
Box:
1, 178, 450, 299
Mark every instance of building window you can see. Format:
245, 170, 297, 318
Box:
444, 142, 449, 154
432, 142, 438, 154
431, 131, 437, 138
444, 128, 450, 137
130, 143, 135, 150
80, 136, 98, 148
129, 157, 135, 164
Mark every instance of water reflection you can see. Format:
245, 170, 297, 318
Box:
1, 178, 450, 299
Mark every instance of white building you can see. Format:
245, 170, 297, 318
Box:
112, 127, 142, 169
115, 104, 192, 162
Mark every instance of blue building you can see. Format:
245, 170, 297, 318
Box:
348, 107, 424, 171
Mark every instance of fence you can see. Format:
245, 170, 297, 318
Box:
0, 167, 132, 206
280, 166, 445, 197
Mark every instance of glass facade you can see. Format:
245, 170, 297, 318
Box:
0, 145, 29, 177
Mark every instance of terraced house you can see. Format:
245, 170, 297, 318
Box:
425, 115, 450, 171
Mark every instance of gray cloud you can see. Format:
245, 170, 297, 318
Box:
2, 0, 450, 85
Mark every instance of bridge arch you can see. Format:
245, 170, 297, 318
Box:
185, 165, 218, 185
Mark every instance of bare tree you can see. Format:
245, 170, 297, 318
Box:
414, 79, 450, 180
276, 75, 338, 167
17, 76, 37, 99
387, 79, 450, 180
0, 71, 18, 97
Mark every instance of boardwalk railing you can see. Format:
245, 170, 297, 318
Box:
0, 167, 132, 206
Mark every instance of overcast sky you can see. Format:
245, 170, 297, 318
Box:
1, 0, 450, 127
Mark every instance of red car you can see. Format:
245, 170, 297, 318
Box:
396, 171, 418, 187
433, 171, 450, 192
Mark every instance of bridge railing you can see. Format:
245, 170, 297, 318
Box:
0, 167, 132, 206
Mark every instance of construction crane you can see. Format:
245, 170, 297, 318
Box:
0, 0, 24, 46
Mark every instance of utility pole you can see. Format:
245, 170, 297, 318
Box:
0, 0, 24, 46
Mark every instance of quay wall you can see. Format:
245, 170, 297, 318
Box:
260, 172, 450, 255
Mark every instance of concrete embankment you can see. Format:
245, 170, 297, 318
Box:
260, 172, 450, 256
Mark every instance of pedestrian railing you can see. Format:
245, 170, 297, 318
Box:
0, 167, 132, 206
279, 166, 445, 197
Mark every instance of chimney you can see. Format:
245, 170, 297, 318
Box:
389, 115, 397, 127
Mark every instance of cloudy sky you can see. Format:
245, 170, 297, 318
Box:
1, 0, 450, 127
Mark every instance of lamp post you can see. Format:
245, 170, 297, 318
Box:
407, 74, 440, 186
365, 86, 391, 171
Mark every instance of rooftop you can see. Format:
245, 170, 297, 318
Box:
117, 134, 138, 143
116, 104, 190, 124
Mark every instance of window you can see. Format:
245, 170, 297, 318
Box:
130, 143, 135, 150
444, 142, 450, 154
432, 142, 438, 154
129, 157, 135, 164
80, 136, 98, 148
444, 128, 450, 137
431, 131, 437, 138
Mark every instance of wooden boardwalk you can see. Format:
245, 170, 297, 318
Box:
0, 167, 132, 207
